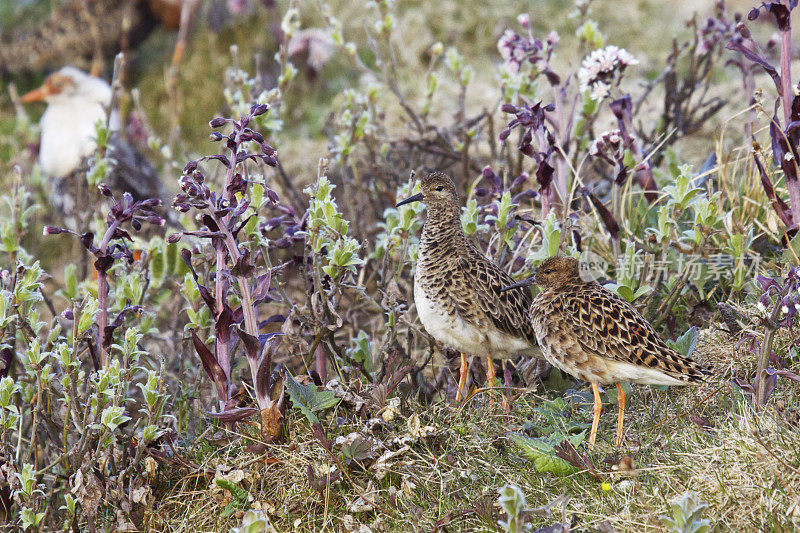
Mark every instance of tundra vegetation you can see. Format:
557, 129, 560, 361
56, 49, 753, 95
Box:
0, 0, 799, 531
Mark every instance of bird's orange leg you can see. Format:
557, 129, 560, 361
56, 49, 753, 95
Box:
615, 383, 626, 447
589, 382, 603, 450
455, 353, 468, 402
486, 356, 497, 404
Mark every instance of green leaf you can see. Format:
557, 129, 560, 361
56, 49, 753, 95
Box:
341, 436, 377, 466
285, 374, 340, 424
508, 433, 579, 476
660, 492, 712, 533
631, 285, 652, 300
215, 478, 250, 518
251, 182, 264, 208
606, 283, 632, 302
427, 72, 438, 94
78, 297, 98, 334
666, 326, 699, 357
547, 229, 560, 256
20, 508, 44, 530
221, 498, 248, 518
622, 148, 636, 169
533, 397, 591, 433
64, 264, 77, 298
149, 240, 166, 285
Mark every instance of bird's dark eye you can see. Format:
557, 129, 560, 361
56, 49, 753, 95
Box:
544, 268, 553, 274
435, 185, 444, 191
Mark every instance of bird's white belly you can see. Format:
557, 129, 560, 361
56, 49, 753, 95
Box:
536, 332, 686, 386
414, 282, 531, 358
596, 359, 686, 385
40, 133, 94, 178
39, 101, 117, 177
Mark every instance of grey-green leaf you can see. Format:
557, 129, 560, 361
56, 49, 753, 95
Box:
285, 374, 340, 424
667, 326, 699, 357
508, 433, 579, 476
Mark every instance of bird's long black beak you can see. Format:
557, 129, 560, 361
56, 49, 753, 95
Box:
395, 192, 424, 207
501, 274, 536, 293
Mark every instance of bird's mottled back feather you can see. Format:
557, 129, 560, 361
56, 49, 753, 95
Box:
532, 277, 710, 384
455, 240, 536, 342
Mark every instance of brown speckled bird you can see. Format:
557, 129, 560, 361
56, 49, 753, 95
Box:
504, 255, 711, 449
395, 172, 541, 401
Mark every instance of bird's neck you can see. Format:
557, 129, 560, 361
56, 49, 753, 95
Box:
556, 278, 595, 294
538, 278, 589, 298
420, 202, 465, 255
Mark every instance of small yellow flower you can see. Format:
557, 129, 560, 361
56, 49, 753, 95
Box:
601, 482, 611, 492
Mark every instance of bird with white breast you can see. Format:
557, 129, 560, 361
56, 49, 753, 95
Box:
395, 172, 544, 402
21, 67, 165, 217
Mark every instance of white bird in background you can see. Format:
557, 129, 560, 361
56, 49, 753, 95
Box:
23, 67, 119, 179
21, 67, 165, 215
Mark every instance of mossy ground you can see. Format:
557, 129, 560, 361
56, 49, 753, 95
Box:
145, 326, 800, 532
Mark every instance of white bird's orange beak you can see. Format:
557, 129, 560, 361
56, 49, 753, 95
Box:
21, 72, 73, 103
21, 85, 51, 103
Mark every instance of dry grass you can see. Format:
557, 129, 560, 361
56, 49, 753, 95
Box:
145, 322, 800, 532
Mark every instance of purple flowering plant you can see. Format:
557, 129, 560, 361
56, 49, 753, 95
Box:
735, 267, 800, 406
171, 103, 288, 442
44, 190, 164, 369
729, 1, 800, 236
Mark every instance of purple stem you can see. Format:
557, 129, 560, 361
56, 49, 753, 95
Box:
755, 282, 792, 407
211, 133, 241, 409
779, 1, 800, 226
214, 129, 266, 410
541, 186, 551, 220
534, 128, 552, 219
780, 2, 793, 126
96, 272, 108, 369
214, 247, 230, 411
95, 219, 120, 369
554, 89, 567, 204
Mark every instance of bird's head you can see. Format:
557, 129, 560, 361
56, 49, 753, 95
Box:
21, 67, 109, 105
533, 256, 581, 287
394, 172, 459, 209
501, 255, 581, 293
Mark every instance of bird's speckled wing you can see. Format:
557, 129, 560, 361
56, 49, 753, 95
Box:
454, 246, 536, 343
552, 283, 710, 382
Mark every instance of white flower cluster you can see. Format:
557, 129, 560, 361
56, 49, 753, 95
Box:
577, 45, 639, 101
